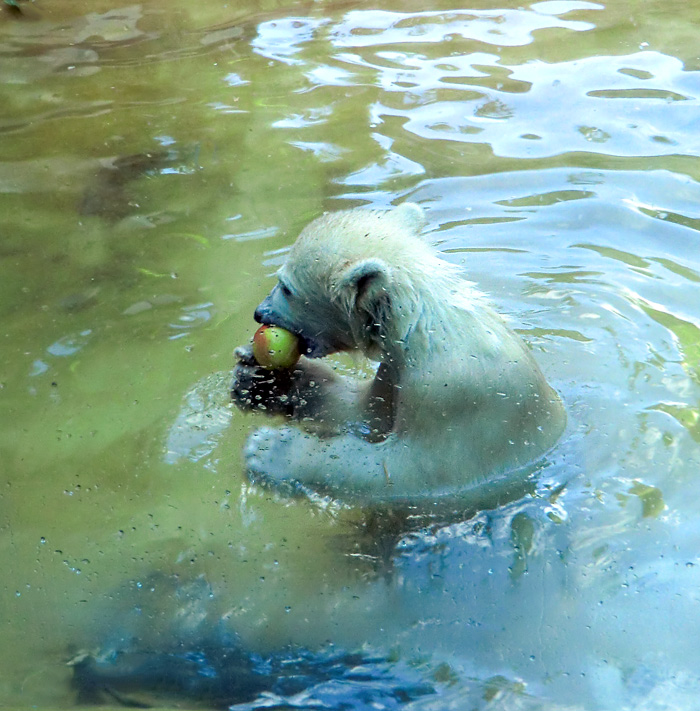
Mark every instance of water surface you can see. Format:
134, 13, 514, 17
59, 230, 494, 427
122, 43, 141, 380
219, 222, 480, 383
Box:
1, 1, 700, 708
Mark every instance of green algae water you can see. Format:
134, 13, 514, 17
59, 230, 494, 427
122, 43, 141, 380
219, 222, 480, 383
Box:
1, 1, 700, 708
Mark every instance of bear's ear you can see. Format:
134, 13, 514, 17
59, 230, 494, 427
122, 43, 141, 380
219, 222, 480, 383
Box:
335, 258, 391, 313
391, 202, 426, 235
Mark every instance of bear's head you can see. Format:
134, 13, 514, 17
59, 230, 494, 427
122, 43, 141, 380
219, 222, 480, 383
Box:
253, 203, 455, 361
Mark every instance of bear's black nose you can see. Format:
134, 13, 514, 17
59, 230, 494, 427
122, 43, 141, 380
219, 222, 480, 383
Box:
254, 294, 275, 325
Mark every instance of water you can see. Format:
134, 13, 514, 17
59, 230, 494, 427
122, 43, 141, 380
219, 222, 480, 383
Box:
1, 1, 700, 708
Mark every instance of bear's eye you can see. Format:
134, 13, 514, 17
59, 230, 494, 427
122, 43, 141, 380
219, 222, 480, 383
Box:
279, 282, 293, 298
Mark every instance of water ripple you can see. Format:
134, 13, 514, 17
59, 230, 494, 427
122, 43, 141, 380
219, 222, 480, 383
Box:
330, 7, 596, 49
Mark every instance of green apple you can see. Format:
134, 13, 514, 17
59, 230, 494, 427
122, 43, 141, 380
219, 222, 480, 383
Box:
252, 325, 300, 369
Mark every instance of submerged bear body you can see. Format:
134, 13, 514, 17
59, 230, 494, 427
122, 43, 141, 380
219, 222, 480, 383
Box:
69, 203, 567, 707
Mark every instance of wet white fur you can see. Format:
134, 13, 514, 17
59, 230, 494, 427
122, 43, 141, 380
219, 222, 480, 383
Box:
241, 203, 566, 506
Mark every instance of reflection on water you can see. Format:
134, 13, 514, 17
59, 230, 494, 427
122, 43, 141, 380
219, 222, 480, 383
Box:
2, 0, 700, 709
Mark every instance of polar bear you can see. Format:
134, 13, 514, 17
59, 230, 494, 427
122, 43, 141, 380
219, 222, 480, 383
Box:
231, 203, 565, 506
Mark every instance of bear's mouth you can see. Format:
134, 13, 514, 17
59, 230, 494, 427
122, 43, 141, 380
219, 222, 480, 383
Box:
276, 328, 332, 359
300, 335, 335, 359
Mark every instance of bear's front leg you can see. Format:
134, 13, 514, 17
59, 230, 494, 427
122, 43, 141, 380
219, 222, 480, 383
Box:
232, 344, 371, 433
244, 425, 394, 501
243, 426, 309, 496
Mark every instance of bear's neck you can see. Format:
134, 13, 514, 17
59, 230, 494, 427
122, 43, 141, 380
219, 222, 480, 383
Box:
374, 273, 491, 368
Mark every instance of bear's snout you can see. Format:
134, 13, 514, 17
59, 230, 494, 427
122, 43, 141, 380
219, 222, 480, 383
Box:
253, 296, 274, 325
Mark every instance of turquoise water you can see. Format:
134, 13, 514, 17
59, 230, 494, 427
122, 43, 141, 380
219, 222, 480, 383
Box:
1, 1, 700, 708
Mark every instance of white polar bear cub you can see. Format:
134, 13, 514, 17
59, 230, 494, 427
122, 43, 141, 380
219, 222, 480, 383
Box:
231, 203, 565, 506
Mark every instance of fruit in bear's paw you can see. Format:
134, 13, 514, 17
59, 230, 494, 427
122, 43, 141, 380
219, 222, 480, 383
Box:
252, 325, 300, 369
